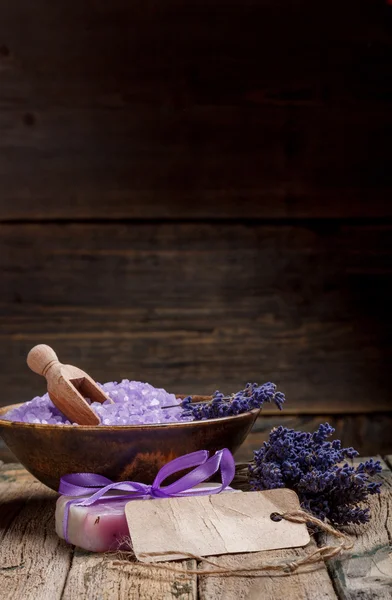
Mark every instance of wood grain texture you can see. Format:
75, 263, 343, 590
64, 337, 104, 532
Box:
324, 459, 392, 600
62, 554, 197, 600
0, 463, 72, 600
0, 0, 391, 219
0, 0, 392, 444
0, 222, 391, 414
199, 458, 392, 599
0, 462, 197, 600
0, 463, 37, 544
198, 543, 338, 600
1, 460, 392, 599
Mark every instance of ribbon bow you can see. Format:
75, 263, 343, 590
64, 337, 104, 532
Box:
59, 448, 235, 543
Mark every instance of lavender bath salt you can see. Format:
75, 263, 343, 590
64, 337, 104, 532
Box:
3, 380, 188, 426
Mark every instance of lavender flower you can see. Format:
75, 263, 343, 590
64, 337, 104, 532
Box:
248, 424, 382, 525
180, 382, 285, 420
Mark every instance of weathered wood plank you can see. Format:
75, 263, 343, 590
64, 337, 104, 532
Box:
0, 463, 72, 600
61, 553, 197, 600
0, 222, 391, 414
199, 457, 392, 599
0, 463, 37, 544
0, 462, 197, 600
0, 104, 391, 221
0, 459, 389, 599
198, 543, 338, 600
324, 458, 392, 600
0, 0, 391, 219
235, 414, 392, 462
1, 0, 391, 101
0, 0, 390, 106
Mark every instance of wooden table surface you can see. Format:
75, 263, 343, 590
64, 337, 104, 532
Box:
0, 457, 391, 600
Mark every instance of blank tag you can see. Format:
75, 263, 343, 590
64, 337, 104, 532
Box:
125, 489, 310, 562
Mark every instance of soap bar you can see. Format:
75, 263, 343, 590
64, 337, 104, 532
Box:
56, 495, 130, 552
56, 484, 238, 552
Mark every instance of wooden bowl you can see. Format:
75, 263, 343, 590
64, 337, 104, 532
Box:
0, 399, 259, 491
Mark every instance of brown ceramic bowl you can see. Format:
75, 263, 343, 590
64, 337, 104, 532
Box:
0, 399, 259, 491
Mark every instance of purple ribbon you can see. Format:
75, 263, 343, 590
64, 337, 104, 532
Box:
59, 448, 235, 543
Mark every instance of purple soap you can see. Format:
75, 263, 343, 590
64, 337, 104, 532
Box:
56, 494, 131, 552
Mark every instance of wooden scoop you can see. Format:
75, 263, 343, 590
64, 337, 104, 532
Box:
27, 345, 112, 425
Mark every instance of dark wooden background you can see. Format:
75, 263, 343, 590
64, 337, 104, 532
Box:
0, 0, 391, 459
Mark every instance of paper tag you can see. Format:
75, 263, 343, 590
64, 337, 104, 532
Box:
125, 489, 310, 562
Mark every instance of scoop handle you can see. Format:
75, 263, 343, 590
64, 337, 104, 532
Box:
27, 344, 60, 377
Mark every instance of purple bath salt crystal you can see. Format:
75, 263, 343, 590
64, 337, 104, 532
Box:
2, 380, 191, 426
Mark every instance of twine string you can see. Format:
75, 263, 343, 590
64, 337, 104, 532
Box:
111, 509, 353, 578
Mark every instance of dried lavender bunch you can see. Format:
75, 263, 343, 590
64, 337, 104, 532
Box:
180, 382, 285, 420
248, 423, 382, 525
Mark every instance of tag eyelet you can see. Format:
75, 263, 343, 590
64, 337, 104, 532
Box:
270, 512, 283, 522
